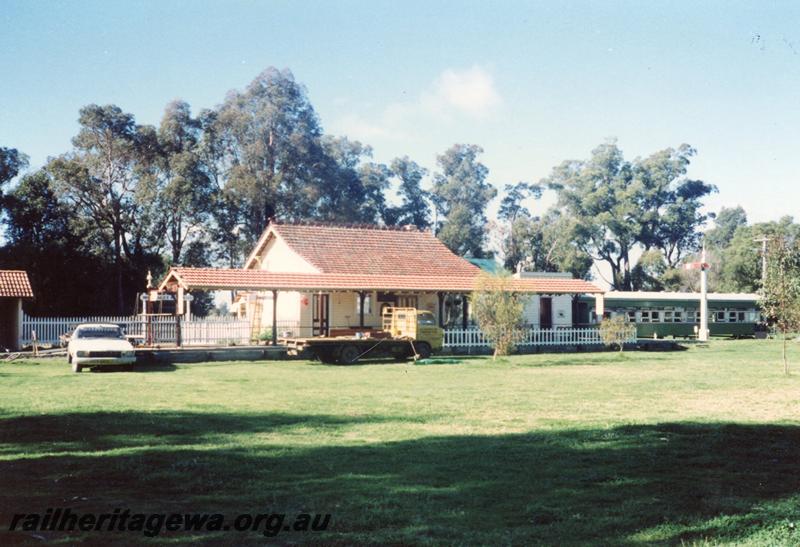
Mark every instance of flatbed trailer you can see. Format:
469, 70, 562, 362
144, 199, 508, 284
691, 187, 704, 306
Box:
281, 335, 431, 364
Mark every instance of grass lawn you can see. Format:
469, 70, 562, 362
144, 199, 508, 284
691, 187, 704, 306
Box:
2, 340, 800, 545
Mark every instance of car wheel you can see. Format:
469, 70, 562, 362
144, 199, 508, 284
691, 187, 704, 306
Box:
415, 342, 432, 360
72, 360, 81, 373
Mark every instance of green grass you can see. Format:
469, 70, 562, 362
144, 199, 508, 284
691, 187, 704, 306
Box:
2, 340, 800, 545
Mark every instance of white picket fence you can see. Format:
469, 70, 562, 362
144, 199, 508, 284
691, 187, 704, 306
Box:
21, 315, 144, 346
21, 314, 251, 347
443, 326, 636, 350
182, 318, 250, 345
22, 315, 634, 352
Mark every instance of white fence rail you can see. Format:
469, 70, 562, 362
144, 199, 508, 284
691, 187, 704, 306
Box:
182, 319, 250, 346
21, 315, 143, 346
21, 314, 251, 347
444, 326, 636, 350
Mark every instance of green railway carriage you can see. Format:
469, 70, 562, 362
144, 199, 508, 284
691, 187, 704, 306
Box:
576, 292, 762, 339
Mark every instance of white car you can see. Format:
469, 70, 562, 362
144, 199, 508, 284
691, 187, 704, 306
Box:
67, 323, 136, 373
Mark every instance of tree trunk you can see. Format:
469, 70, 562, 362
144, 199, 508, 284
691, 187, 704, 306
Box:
113, 226, 124, 315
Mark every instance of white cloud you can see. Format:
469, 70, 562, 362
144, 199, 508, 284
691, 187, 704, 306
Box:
432, 66, 501, 116
331, 66, 501, 143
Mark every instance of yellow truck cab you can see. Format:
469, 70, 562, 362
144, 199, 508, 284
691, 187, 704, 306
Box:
381, 307, 443, 353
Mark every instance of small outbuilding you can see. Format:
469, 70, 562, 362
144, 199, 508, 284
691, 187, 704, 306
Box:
0, 270, 34, 351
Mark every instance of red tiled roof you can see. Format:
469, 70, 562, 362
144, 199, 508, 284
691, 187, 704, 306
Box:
0, 270, 33, 298
159, 267, 603, 294
246, 223, 482, 276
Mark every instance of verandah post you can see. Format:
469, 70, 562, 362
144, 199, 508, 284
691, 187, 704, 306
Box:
272, 290, 278, 345
358, 291, 366, 328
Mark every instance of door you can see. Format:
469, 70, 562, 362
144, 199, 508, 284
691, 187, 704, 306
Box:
312, 294, 330, 336
540, 297, 553, 329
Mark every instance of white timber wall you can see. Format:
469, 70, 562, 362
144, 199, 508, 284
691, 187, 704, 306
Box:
521, 295, 573, 327
553, 295, 573, 327
256, 236, 319, 274
247, 234, 319, 335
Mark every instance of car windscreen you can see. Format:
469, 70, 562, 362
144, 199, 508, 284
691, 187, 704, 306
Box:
74, 328, 124, 339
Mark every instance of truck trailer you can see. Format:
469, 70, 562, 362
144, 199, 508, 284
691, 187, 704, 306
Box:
281, 307, 443, 364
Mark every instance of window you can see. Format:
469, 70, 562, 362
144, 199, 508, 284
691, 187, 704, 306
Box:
418, 313, 436, 326
663, 311, 674, 323
356, 293, 372, 315
627, 311, 637, 322
75, 326, 124, 339
651, 311, 661, 323
640, 311, 651, 323
716, 311, 726, 322
398, 295, 418, 308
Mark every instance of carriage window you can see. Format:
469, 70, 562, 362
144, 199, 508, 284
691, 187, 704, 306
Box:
716, 311, 726, 322
673, 311, 683, 322
651, 311, 661, 323
627, 311, 636, 322
663, 311, 673, 322
640, 311, 650, 323
727, 311, 738, 322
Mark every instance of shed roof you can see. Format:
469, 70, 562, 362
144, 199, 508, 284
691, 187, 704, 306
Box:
0, 270, 34, 298
159, 267, 604, 294
245, 222, 482, 277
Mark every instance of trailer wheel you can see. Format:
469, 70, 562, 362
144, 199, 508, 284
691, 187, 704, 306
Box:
316, 348, 337, 364
415, 342, 432, 360
338, 344, 360, 364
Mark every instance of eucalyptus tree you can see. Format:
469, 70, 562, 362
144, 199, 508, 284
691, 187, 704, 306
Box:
48, 104, 157, 313
705, 206, 748, 250
156, 100, 216, 265
634, 145, 716, 268
498, 181, 542, 268
0, 146, 27, 189
384, 156, 430, 229
431, 144, 497, 257
213, 67, 324, 244
546, 141, 714, 290
545, 141, 640, 289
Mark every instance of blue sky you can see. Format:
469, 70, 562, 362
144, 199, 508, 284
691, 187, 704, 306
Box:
2, 0, 799, 224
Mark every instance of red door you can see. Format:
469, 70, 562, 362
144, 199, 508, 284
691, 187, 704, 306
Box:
312, 294, 329, 336
540, 297, 553, 329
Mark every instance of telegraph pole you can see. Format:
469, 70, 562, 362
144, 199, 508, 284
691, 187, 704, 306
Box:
753, 236, 769, 282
